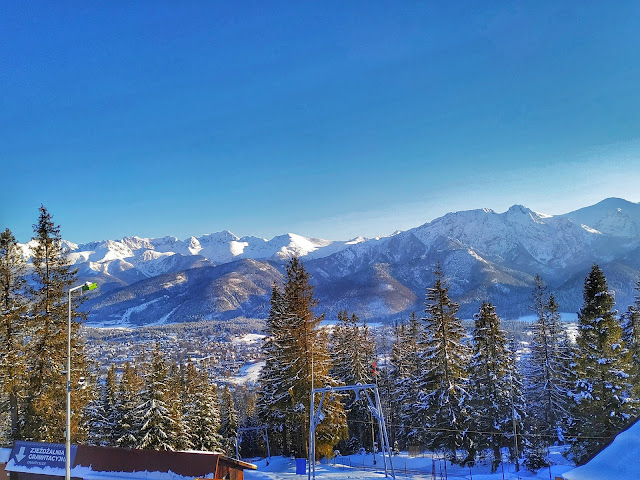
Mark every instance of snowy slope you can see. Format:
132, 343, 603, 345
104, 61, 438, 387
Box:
244, 451, 573, 480
562, 419, 640, 480
561, 198, 640, 238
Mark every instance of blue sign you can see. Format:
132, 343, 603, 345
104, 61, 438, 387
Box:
8, 441, 77, 470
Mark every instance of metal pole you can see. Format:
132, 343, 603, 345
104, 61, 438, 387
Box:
264, 427, 271, 464
65, 282, 97, 480
66, 287, 72, 480
308, 341, 314, 480
374, 387, 395, 479
308, 390, 314, 480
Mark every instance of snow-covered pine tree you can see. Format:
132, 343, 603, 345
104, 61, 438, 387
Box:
375, 324, 399, 451
84, 367, 113, 446
183, 362, 223, 452
257, 257, 346, 459
219, 385, 238, 456
467, 302, 520, 471
102, 365, 120, 445
622, 277, 640, 392
0, 228, 27, 442
417, 263, 471, 463
22, 206, 92, 442
394, 313, 425, 448
135, 344, 178, 451
506, 337, 527, 471
330, 310, 376, 453
236, 384, 262, 457
567, 264, 636, 463
166, 360, 190, 451
116, 362, 143, 448
257, 284, 290, 453
525, 276, 572, 444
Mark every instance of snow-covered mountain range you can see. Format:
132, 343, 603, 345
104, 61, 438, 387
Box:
18, 198, 640, 326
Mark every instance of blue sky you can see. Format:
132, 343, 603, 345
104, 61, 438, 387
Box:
2, 2, 640, 244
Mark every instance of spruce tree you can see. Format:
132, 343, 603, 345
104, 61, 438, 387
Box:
467, 302, 522, 471
102, 365, 120, 445
219, 385, 238, 456
525, 276, 572, 444
166, 360, 190, 451
376, 324, 399, 452
622, 277, 640, 391
418, 263, 470, 463
257, 257, 346, 459
330, 310, 375, 453
184, 363, 223, 452
84, 365, 120, 447
0, 228, 27, 441
394, 313, 424, 448
256, 284, 290, 453
136, 344, 177, 451
23, 206, 92, 442
568, 264, 636, 463
116, 362, 143, 448
236, 385, 261, 457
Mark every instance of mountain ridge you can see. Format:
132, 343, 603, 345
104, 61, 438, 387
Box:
17, 197, 640, 326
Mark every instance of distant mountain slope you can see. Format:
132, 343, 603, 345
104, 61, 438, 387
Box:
18, 198, 640, 326
560, 197, 640, 238
82, 259, 283, 327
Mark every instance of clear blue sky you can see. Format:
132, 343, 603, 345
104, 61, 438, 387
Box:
2, 2, 640, 244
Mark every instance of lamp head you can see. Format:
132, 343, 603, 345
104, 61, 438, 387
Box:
81, 282, 98, 292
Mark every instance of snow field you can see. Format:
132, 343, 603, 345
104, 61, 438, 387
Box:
244, 452, 575, 480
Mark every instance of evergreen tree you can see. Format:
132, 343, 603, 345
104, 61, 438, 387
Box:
0, 228, 27, 441
22, 206, 92, 442
467, 302, 523, 471
135, 344, 177, 451
257, 257, 346, 458
85, 365, 118, 446
506, 337, 527, 471
256, 284, 290, 453
417, 263, 471, 463
394, 313, 424, 448
166, 360, 190, 451
102, 365, 120, 445
525, 276, 572, 444
376, 324, 399, 451
116, 362, 143, 448
622, 277, 640, 390
184, 363, 223, 452
219, 385, 238, 456
236, 385, 262, 458
568, 264, 636, 463
330, 310, 376, 453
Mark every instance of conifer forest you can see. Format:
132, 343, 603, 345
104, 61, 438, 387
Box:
2, 206, 640, 471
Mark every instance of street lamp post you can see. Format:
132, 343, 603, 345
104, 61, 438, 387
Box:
66, 281, 97, 480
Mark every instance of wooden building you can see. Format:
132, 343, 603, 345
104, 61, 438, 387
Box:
5, 442, 256, 480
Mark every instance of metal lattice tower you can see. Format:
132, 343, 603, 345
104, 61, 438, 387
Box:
308, 383, 396, 480
235, 425, 271, 465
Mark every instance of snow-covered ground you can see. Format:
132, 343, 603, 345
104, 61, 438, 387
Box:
232, 333, 266, 344
229, 361, 265, 385
244, 450, 574, 480
562, 419, 640, 480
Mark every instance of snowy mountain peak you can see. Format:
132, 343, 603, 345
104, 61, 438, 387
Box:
562, 197, 640, 238
198, 230, 240, 243
506, 204, 529, 214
